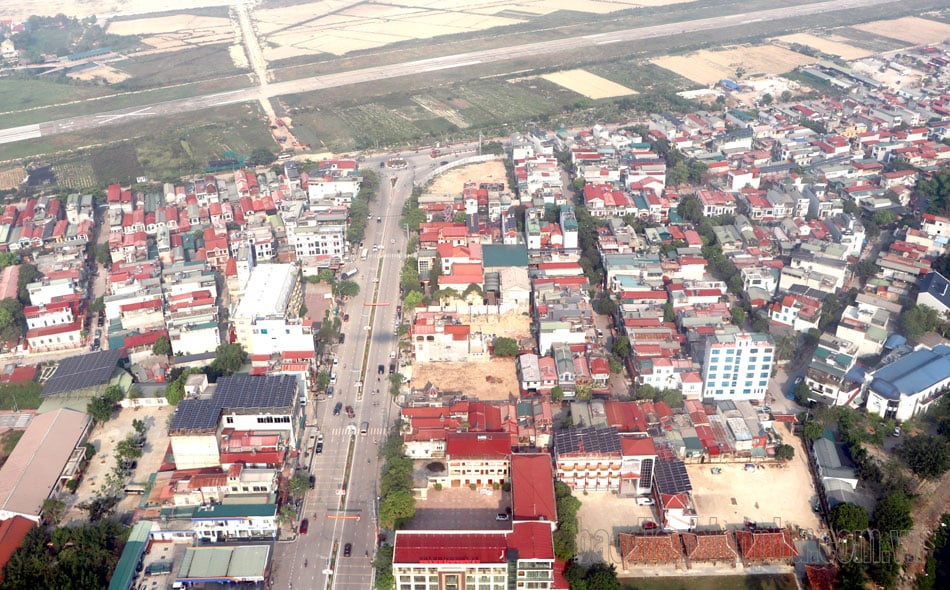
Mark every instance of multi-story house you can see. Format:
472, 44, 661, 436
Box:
805, 335, 862, 408
443, 432, 510, 488
701, 332, 774, 402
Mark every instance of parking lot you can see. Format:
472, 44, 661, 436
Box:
63, 404, 172, 523
406, 487, 511, 531
575, 491, 658, 565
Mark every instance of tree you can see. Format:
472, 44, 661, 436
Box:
730, 306, 746, 326
657, 388, 684, 408
775, 444, 795, 461
919, 168, 950, 215
146, 333, 171, 356
86, 396, 115, 423
0, 251, 15, 268
900, 304, 941, 341
550, 386, 564, 402
132, 419, 146, 438
667, 161, 689, 186
803, 421, 823, 441
102, 385, 124, 405
41, 497, 66, 525
95, 243, 111, 265
277, 504, 296, 528
873, 491, 913, 535
249, 147, 277, 166
829, 502, 869, 533
379, 488, 416, 529
403, 290, 424, 311
76, 495, 120, 523
900, 434, 950, 479
793, 381, 812, 405
316, 371, 331, 392
288, 474, 309, 499
836, 561, 867, 590
211, 343, 246, 375
461, 283, 484, 303
553, 482, 581, 560
429, 254, 443, 291
373, 544, 395, 590
780, 90, 793, 102
335, 280, 360, 298
662, 302, 675, 323
611, 335, 630, 359
760, 93, 773, 106
115, 437, 143, 460
400, 258, 420, 293
872, 209, 897, 226
492, 337, 519, 357
0, 297, 25, 344
452, 211, 467, 223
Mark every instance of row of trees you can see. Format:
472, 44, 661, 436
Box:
378, 433, 416, 530
346, 169, 380, 244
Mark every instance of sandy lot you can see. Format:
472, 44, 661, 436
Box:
467, 311, 531, 341
688, 433, 820, 532
854, 17, 950, 46
62, 404, 172, 524
652, 45, 816, 85
540, 69, 636, 99
576, 490, 660, 565
776, 33, 872, 61
67, 64, 131, 83
427, 160, 508, 194
411, 358, 518, 400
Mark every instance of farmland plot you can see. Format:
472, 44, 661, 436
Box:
52, 158, 98, 190
444, 82, 558, 127
334, 104, 423, 149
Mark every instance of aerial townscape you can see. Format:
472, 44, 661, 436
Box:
3, 1, 950, 590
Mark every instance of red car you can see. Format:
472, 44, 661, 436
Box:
300, 519, 309, 534
642, 521, 658, 530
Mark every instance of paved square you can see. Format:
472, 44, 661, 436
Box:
407, 487, 511, 531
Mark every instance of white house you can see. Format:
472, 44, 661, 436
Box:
865, 345, 950, 422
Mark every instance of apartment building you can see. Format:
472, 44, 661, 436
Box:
701, 332, 774, 402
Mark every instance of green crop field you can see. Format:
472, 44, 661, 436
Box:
115, 44, 249, 89
0, 79, 112, 114
51, 158, 99, 191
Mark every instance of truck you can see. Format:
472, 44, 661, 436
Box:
342, 269, 358, 280
360, 248, 368, 261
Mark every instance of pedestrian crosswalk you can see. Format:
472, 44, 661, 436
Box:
321, 426, 388, 437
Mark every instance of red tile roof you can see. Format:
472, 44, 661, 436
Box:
618, 533, 683, 563
734, 529, 798, 561
446, 432, 511, 458
0, 516, 35, 581
394, 532, 508, 564
681, 531, 738, 562
511, 454, 556, 523
507, 521, 554, 559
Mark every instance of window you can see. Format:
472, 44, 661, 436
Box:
226, 417, 233, 424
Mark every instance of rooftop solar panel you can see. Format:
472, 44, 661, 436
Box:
41, 349, 124, 397
654, 457, 692, 494
169, 375, 299, 431
553, 426, 621, 456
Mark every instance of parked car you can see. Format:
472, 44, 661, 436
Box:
330, 372, 337, 385
343, 313, 349, 322
309, 475, 316, 489
343, 543, 352, 557
345, 405, 356, 418
710, 467, 722, 475
332, 358, 339, 367
316, 442, 324, 454
333, 402, 343, 416
636, 497, 655, 506
300, 519, 309, 534
495, 513, 509, 521
378, 364, 385, 375
338, 333, 345, 344
327, 386, 334, 398
642, 521, 658, 530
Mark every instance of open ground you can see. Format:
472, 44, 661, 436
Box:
410, 358, 518, 401
62, 404, 173, 525
426, 160, 508, 195
0, 0, 218, 21
775, 33, 873, 60
853, 16, 950, 46
539, 69, 636, 100
687, 432, 820, 532
652, 45, 816, 86
106, 14, 234, 52
406, 486, 511, 531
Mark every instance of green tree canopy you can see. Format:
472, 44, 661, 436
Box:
0, 251, 15, 268
873, 491, 913, 534
900, 304, 942, 341
492, 337, 519, 357
803, 421, 824, 441
379, 489, 416, 529
210, 343, 246, 375
95, 243, 111, 266
900, 434, 950, 479
152, 335, 172, 356
829, 502, 869, 533
335, 280, 360, 298
0, 297, 25, 344
86, 396, 115, 423
403, 290, 424, 311
249, 148, 277, 166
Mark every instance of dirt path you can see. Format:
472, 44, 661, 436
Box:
898, 470, 950, 587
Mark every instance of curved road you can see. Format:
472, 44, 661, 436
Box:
0, 0, 902, 146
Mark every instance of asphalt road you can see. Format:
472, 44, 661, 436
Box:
0, 0, 903, 146
272, 151, 433, 590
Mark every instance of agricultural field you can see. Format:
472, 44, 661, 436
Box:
830, 27, 914, 54
51, 158, 98, 191
114, 44, 249, 89
0, 79, 112, 115
652, 45, 816, 85
0, 167, 27, 191
775, 33, 872, 61
853, 16, 950, 46
539, 69, 636, 99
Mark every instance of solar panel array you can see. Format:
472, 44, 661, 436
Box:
553, 426, 621, 456
41, 349, 124, 397
654, 457, 692, 494
169, 374, 298, 431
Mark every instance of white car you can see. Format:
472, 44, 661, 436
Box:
330, 373, 337, 385
332, 358, 339, 367
636, 497, 655, 506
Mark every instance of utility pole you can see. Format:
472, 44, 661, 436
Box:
478, 131, 482, 156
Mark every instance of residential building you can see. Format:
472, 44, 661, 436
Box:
190, 503, 278, 542
443, 432, 511, 488
232, 264, 310, 356
552, 427, 655, 494
917, 272, 950, 316
701, 332, 774, 402
805, 335, 862, 408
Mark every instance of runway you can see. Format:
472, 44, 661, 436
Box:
2, 0, 904, 146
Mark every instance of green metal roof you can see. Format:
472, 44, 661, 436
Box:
177, 545, 270, 581
481, 244, 529, 268
191, 503, 277, 520
107, 521, 154, 590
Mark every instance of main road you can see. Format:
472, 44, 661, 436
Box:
0, 0, 903, 146
271, 150, 434, 590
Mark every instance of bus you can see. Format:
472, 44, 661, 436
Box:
360, 248, 368, 260
341, 269, 358, 280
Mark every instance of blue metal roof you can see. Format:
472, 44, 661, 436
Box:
870, 347, 950, 400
